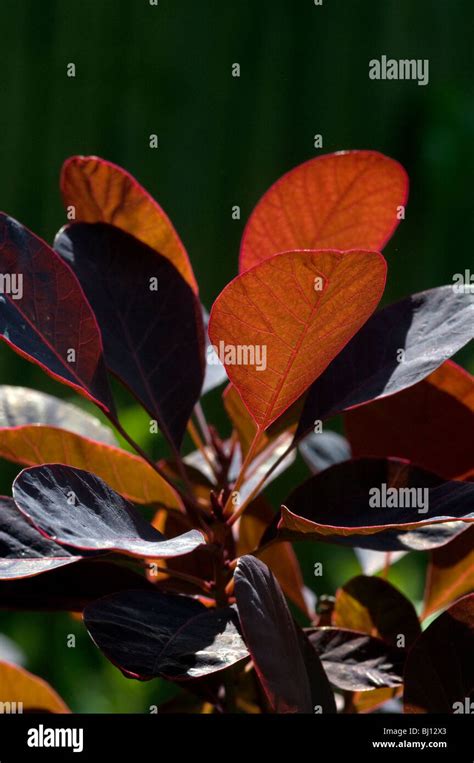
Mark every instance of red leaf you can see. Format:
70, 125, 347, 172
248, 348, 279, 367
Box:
240, 150, 408, 272
209, 250, 386, 431
344, 361, 474, 480
0, 662, 70, 712
60, 155, 197, 292
0, 215, 114, 414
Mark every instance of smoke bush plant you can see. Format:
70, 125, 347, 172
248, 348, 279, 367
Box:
0, 150, 472, 714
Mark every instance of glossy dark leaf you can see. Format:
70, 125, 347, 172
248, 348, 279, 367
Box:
84, 590, 248, 679
0, 386, 117, 445
306, 627, 405, 691
0, 496, 82, 579
333, 575, 421, 648
54, 222, 205, 450
271, 458, 474, 551
345, 361, 474, 480
235, 555, 335, 713
12, 465, 204, 559
0, 560, 154, 611
297, 285, 474, 439
404, 595, 474, 713
423, 526, 474, 618
299, 430, 351, 474
0, 214, 114, 414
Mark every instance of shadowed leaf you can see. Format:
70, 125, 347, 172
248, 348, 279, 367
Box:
297, 286, 474, 439
404, 595, 474, 713
0, 215, 114, 414
269, 458, 474, 551
345, 361, 474, 480
299, 430, 351, 474
55, 222, 204, 450
235, 555, 335, 713
84, 590, 247, 679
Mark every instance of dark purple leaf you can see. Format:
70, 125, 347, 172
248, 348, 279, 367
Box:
267, 458, 474, 552
235, 555, 335, 713
12, 465, 204, 558
84, 589, 248, 680
54, 222, 205, 450
299, 431, 351, 474
404, 594, 474, 713
0, 560, 154, 611
0, 214, 114, 414
306, 627, 405, 691
0, 496, 82, 579
297, 286, 474, 439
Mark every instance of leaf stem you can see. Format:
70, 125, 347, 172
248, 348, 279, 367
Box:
222, 431, 262, 518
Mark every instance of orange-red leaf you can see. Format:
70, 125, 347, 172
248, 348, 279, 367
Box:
209, 250, 386, 430
0, 425, 181, 509
240, 150, 408, 272
0, 661, 70, 713
423, 526, 474, 618
344, 361, 474, 481
60, 155, 197, 292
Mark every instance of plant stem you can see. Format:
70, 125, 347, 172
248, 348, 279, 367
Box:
149, 564, 211, 593
227, 438, 295, 526
222, 431, 262, 518
194, 401, 212, 445
187, 419, 216, 474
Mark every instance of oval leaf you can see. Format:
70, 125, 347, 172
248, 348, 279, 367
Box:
297, 285, 474, 438
84, 590, 247, 679
55, 222, 205, 450
345, 361, 474, 480
0, 215, 114, 414
0, 386, 117, 445
235, 555, 335, 713
0, 425, 181, 508
210, 249, 386, 430
240, 150, 407, 272
12, 465, 204, 558
274, 458, 474, 551
0, 661, 69, 713
60, 155, 197, 291
0, 496, 82, 580
404, 595, 474, 713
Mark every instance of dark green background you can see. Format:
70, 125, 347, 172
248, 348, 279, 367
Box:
0, 0, 472, 711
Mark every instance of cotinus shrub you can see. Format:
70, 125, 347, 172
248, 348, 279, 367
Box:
0, 150, 472, 714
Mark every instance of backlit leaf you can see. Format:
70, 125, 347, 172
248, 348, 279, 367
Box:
60, 155, 197, 291
210, 250, 386, 430
240, 150, 407, 272
0, 662, 70, 713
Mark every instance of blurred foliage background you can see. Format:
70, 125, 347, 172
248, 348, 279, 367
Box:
0, 0, 472, 711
